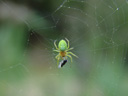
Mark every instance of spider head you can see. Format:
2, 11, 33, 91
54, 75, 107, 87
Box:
58, 39, 67, 51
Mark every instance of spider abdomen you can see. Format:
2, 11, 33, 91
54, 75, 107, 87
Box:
58, 40, 67, 51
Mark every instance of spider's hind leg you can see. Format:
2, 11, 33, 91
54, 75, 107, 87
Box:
53, 50, 60, 52
54, 40, 59, 50
65, 38, 70, 49
66, 47, 74, 51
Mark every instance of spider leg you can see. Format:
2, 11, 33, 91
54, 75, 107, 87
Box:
53, 50, 60, 52
67, 52, 78, 58
54, 40, 59, 50
66, 47, 74, 51
65, 38, 69, 49
57, 57, 60, 66
67, 55, 72, 62
55, 54, 60, 65
67, 55, 72, 67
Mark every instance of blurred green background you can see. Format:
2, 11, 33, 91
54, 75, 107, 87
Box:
0, 0, 128, 96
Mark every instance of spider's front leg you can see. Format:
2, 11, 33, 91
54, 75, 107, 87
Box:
67, 54, 72, 62
55, 54, 61, 65
67, 54, 72, 67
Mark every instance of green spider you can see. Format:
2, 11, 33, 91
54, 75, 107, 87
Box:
53, 38, 78, 66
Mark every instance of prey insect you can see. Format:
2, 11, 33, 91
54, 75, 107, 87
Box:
58, 59, 68, 68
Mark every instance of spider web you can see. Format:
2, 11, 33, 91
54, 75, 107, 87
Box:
0, 0, 128, 96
